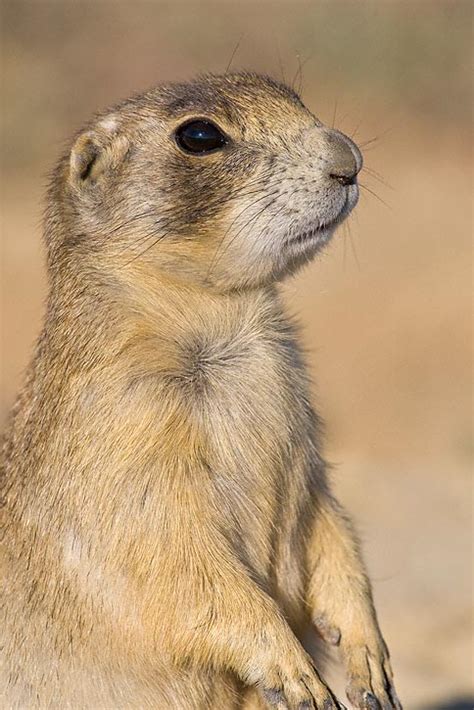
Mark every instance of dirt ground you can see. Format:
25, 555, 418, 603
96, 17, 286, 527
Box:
1, 2, 472, 707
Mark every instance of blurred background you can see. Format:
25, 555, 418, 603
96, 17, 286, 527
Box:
1, 1, 472, 707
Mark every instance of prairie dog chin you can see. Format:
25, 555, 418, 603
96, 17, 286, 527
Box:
1, 73, 401, 710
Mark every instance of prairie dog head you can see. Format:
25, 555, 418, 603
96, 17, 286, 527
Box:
53, 72, 362, 291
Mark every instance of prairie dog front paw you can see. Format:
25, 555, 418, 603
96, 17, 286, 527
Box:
249, 633, 345, 709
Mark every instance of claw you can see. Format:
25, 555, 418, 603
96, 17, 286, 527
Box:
362, 691, 381, 710
383, 657, 403, 709
263, 687, 285, 706
387, 685, 403, 710
322, 690, 347, 710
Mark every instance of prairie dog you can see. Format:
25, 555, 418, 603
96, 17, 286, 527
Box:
1, 73, 401, 709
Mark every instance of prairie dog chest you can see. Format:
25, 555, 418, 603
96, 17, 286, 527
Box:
178, 318, 302, 470
123, 293, 314, 569
167, 311, 315, 584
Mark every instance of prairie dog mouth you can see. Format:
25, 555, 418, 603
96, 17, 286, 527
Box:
284, 212, 345, 247
284, 188, 357, 248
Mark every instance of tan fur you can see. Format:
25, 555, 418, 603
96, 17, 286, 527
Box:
1, 73, 401, 709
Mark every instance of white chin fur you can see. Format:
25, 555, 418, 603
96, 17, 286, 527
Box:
284, 184, 358, 256
284, 226, 335, 258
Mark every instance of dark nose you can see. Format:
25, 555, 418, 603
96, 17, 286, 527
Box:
325, 129, 362, 186
331, 171, 357, 186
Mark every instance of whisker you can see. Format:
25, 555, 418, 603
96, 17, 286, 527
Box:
122, 229, 172, 267
346, 219, 361, 271
332, 98, 338, 129
223, 174, 282, 203
207, 191, 281, 279
363, 166, 394, 191
359, 126, 393, 149
112, 172, 285, 264
274, 38, 286, 84
342, 222, 348, 270
131, 220, 172, 248
350, 118, 364, 141
292, 52, 302, 93
363, 165, 384, 180
245, 184, 310, 261
223, 188, 281, 238
359, 135, 379, 148
207, 193, 281, 278
114, 214, 175, 254
225, 33, 245, 74
359, 182, 392, 210
294, 52, 313, 95
110, 209, 160, 234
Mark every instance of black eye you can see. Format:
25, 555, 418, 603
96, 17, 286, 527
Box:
175, 120, 227, 154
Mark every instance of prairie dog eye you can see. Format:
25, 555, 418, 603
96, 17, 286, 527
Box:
175, 120, 227, 154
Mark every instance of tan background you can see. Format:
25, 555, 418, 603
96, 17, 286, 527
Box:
1, 1, 472, 707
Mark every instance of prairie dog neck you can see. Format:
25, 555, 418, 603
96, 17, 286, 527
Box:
117, 263, 281, 336
42, 262, 284, 398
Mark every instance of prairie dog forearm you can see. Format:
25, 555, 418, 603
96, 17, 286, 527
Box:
307, 495, 400, 708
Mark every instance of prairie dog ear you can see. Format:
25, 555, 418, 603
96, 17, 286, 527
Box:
69, 116, 129, 187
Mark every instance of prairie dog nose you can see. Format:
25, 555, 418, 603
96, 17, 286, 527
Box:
325, 129, 363, 186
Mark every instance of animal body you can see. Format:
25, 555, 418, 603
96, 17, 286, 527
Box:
1, 73, 401, 710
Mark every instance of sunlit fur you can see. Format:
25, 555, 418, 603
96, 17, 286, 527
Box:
1, 73, 400, 709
